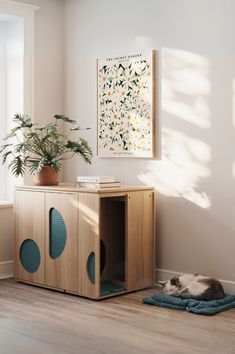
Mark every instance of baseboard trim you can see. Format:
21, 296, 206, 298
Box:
0, 261, 14, 279
155, 268, 235, 294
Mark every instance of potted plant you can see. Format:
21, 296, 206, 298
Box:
0, 113, 92, 185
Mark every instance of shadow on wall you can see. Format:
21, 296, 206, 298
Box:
139, 48, 212, 209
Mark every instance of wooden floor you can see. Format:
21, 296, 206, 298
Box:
0, 279, 235, 354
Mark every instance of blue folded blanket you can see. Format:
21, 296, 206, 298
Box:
143, 293, 235, 315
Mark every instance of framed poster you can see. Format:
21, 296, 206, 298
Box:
97, 50, 156, 158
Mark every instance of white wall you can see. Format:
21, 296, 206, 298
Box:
0, 21, 13, 278
0, 16, 25, 200
0, 15, 23, 277
0, 0, 65, 278
64, 0, 235, 291
0, 23, 6, 199
13, 0, 65, 123
6, 17, 24, 200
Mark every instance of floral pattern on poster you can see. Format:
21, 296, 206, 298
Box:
97, 52, 154, 157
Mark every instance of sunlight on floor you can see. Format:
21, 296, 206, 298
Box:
138, 48, 212, 209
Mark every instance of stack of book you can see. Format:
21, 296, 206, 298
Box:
77, 176, 121, 188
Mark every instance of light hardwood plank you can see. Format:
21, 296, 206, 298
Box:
0, 279, 235, 354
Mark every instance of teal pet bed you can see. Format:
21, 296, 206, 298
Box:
143, 293, 235, 315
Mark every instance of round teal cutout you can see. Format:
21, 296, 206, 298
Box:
49, 208, 67, 259
20, 239, 41, 273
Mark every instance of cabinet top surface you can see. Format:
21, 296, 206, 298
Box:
15, 184, 154, 194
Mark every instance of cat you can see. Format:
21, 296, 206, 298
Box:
158, 274, 225, 301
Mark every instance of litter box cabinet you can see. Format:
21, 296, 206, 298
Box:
14, 185, 155, 299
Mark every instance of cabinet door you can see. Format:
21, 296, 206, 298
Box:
15, 190, 45, 284
78, 194, 100, 298
126, 191, 154, 290
45, 192, 78, 292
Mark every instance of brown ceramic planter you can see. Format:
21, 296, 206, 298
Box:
34, 166, 59, 186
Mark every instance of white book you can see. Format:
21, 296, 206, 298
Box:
78, 182, 121, 189
77, 176, 116, 183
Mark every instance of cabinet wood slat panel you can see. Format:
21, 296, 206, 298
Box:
15, 191, 45, 284
126, 191, 154, 290
45, 193, 79, 292
78, 194, 100, 298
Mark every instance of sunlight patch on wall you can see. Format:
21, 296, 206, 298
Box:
138, 48, 212, 209
138, 128, 211, 209
162, 48, 211, 129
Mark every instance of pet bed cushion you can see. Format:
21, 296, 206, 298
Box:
143, 293, 235, 315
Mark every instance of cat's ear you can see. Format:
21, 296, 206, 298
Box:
158, 280, 167, 288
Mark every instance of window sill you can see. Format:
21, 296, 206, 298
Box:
0, 201, 13, 209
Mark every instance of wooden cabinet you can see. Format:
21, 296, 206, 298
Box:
15, 185, 155, 299
45, 192, 79, 292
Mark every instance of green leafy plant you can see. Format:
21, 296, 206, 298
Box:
0, 113, 92, 176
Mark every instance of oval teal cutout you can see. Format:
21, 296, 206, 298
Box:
20, 239, 41, 273
87, 252, 95, 284
49, 208, 67, 259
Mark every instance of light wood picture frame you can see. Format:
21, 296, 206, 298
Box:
97, 50, 157, 158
